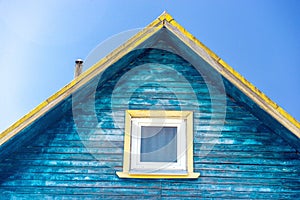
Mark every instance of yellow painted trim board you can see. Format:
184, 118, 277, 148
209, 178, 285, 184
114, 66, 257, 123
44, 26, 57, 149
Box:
0, 11, 299, 146
122, 110, 132, 173
116, 172, 200, 179
127, 110, 192, 118
160, 12, 299, 137
160, 12, 299, 134
186, 112, 194, 174
117, 110, 198, 179
0, 17, 164, 146
164, 21, 300, 137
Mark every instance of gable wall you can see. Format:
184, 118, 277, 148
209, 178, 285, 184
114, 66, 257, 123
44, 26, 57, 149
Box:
0, 48, 299, 199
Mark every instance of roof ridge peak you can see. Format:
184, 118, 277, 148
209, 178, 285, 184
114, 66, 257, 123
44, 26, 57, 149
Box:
0, 11, 299, 148
158, 11, 174, 22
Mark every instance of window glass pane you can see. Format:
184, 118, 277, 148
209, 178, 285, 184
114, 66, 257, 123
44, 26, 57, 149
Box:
140, 126, 177, 162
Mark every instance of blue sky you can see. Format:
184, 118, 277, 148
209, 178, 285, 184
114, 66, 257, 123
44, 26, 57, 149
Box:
0, 0, 299, 132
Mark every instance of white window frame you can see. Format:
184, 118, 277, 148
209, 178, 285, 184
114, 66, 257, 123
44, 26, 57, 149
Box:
130, 118, 187, 174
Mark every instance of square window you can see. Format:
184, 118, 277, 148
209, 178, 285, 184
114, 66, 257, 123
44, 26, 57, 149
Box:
140, 126, 177, 162
130, 118, 186, 174
116, 110, 200, 179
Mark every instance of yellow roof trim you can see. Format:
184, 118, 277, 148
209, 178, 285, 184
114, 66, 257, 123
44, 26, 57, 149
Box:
160, 12, 299, 137
0, 15, 164, 146
0, 11, 299, 146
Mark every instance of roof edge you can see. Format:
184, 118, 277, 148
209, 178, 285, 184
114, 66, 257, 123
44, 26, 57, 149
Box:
0, 11, 299, 147
161, 12, 299, 137
0, 14, 165, 146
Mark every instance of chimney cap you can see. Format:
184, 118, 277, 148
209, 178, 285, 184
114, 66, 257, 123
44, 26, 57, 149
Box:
75, 59, 83, 64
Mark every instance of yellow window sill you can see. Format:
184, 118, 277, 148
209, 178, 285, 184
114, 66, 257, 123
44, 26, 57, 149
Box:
116, 172, 200, 179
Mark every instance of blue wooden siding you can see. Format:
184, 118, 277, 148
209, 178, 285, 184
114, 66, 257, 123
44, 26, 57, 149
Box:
0, 48, 299, 199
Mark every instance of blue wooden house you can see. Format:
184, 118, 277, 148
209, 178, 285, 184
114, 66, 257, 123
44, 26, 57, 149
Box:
0, 12, 299, 199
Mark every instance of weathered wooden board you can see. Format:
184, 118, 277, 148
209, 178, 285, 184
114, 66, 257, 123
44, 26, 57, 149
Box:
0, 47, 299, 199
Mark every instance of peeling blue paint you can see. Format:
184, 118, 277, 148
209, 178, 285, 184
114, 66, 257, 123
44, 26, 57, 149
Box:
0, 41, 299, 199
